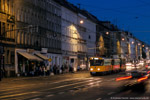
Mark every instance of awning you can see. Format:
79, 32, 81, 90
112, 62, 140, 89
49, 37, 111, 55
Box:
18, 52, 43, 61
34, 53, 49, 60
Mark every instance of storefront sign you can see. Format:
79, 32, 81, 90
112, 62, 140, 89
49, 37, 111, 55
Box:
41, 48, 48, 54
27, 49, 35, 53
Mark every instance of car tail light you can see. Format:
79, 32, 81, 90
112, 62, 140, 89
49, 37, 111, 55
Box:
116, 76, 132, 81
145, 65, 148, 68
147, 71, 150, 74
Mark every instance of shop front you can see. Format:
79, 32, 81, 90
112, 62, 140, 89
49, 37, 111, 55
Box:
15, 49, 43, 76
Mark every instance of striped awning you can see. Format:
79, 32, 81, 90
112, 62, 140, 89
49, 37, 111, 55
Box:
18, 52, 43, 61
34, 53, 49, 60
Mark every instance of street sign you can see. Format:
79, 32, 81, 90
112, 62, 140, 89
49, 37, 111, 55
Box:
48, 58, 52, 62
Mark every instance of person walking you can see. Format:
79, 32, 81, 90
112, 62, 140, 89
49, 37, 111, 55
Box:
61, 65, 64, 74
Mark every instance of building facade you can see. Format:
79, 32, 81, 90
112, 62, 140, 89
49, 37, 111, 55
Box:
0, 0, 62, 76
55, 0, 97, 70
0, 0, 15, 76
1, 0, 150, 77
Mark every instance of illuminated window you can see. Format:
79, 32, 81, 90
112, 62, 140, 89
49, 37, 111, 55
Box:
2, 0, 5, 12
0, 0, 1, 11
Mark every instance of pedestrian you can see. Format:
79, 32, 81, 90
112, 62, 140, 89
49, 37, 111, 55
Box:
57, 65, 60, 74
53, 64, 57, 74
43, 66, 46, 76
46, 65, 50, 76
61, 65, 64, 74
77, 65, 80, 71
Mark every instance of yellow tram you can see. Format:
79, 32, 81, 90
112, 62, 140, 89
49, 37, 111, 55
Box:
89, 57, 112, 75
89, 57, 126, 75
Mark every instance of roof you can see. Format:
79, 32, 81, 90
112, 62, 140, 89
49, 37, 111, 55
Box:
54, 0, 99, 23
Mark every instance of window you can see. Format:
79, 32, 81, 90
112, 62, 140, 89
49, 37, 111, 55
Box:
7, 0, 9, 13
0, 0, 1, 11
90, 60, 104, 66
10, 51, 14, 65
2, 23, 5, 37
89, 35, 91, 39
2, 0, 5, 12
0, 22, 1, 36
11, 0, 13, 15
7, 50, 9, 64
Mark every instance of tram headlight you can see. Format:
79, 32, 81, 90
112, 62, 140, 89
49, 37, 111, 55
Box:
98, 68, 100, 71
90, 68, 93, 71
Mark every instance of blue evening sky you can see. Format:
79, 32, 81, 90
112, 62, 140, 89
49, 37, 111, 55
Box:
68, 0, 150, 44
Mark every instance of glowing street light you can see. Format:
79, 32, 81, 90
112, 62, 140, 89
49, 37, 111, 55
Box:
106, 32, 109, 35
132, 41, 134, 44
142, 45, 145, 47
80, 20, 84, 24
122, 38, 125, 41
138, 43, 141, 46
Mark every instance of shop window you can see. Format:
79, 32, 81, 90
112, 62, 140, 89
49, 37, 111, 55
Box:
71, 59, 74, 63
7, 24, 9, 38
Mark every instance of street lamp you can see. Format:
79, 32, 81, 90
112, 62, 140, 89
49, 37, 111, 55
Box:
138, 43, 141, 46
80, 20, 84, 24
122, 38, 125, 41
142, 45, 145, 47
106, 32, 109, 35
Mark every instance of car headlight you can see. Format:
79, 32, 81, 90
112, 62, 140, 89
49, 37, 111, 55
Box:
98, 68, 100, 71
90, 68, 93, 71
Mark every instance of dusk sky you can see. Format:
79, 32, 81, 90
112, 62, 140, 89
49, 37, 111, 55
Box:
68, 0, 150, 44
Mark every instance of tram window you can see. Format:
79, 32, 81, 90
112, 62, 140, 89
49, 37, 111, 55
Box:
112, 60, 114, 65
90, 60, 104, 66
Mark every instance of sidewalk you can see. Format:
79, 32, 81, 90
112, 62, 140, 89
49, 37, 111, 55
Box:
0, 70, 90, 83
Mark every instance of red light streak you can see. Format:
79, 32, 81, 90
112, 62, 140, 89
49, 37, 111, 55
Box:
116, 76, 132, 81
147, 71, 150, 74
137, 76, 148, 82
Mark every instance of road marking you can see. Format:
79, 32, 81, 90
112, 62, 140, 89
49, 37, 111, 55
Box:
96, 98, 102, 100
30, 98, 41, 100
0, 78, 101, 93
0, 91, 38, 99
58, 92, 65, 94
46, 94, 54, 97
108, 92, 115, 95
69, 90, 74, 92
0, 84, 39, 92
39, 78, 101, 92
